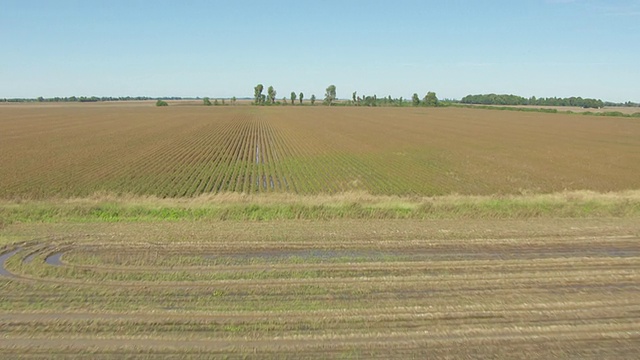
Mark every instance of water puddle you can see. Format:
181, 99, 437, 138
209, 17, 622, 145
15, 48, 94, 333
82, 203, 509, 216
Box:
45, 252, 64, 266
0, 248, 21, 278
23, 247, 51, 264
205, 249, 387, 262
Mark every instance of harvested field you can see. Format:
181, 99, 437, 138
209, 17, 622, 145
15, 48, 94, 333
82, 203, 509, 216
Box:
1, 218, 639, 358
2, 103, 640, 198
2, 103, 640, 358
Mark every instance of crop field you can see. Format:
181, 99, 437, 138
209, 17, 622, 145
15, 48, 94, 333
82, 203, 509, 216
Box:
2, 103, 640, 198
1, 219, 639, 358
1, 103, 640, 358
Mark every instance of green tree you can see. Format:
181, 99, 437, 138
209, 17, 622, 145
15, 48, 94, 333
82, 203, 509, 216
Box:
310, 94, 316, 105
290, 91, 297, 105
299, 92, 304, 104
412, 93, 420, 106
203, 97, 212, 106
324, 85, 336, 106
214, 99, 219, 106
155, 100, 168, 107
254, 84, 264, 105
352, 91, 357, 104
363, 96, 376, 107
231, 96, 237, 105
423, 91, 438, 107
267, 86, 277, 104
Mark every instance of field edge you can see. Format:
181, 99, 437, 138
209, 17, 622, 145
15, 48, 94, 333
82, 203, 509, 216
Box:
1, 190, 640, 225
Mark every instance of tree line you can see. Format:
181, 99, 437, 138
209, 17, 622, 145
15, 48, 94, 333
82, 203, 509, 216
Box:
460, 94, 605, 109
7, 91, 635, 109
202, 97, 237, 106
1, 96, 185, 103
250, 84, 439, 107
252, 84, 313, 106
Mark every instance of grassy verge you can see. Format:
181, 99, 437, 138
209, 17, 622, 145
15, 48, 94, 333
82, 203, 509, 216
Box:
1, 190, 639, 224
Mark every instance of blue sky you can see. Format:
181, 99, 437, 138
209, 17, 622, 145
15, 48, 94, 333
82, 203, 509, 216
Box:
1, 0, 639, 102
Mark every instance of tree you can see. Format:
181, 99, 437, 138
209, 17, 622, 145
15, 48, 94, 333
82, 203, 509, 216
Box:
203, 97, 212, 106
310, 94, 316, 105
423, 91, 438, 107
290, 91, 297, 105
299, 92, 304, 104
254, 84, 264, 105
352, 91, 357, 104
324, 85, 336, 106
231, 96, 237, 105
267, 86, 276, 104
363, 96, 376, 107
155, 100, 168, 107
412, 93, 420, 106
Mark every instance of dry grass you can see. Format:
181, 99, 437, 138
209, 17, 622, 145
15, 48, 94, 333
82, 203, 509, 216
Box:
1, 189, 640, 225
1, 218, 639, 358
2, 102, 640, 357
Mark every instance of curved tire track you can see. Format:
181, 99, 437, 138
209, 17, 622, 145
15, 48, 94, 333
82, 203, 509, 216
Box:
0, 248, 21, 278
2, 235, 640, 291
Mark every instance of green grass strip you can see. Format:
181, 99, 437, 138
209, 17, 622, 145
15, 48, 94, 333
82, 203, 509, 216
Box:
1, 191, 640, 224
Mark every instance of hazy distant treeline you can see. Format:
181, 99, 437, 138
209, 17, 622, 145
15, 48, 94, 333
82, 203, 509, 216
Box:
2, 94, 637, 108
0, 96, 185, 103
460, 94, 609, 108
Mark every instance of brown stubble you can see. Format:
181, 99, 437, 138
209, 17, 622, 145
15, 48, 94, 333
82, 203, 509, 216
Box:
0, 218, 639, 358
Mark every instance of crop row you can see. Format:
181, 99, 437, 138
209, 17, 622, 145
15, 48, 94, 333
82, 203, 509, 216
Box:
2, 105, 640, 198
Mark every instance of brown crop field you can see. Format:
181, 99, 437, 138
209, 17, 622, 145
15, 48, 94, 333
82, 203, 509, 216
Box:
1, 102, 640, 358
2, 102, 640, 198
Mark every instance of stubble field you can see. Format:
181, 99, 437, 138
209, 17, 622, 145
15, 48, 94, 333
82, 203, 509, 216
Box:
1, 219, 639, 358
1, 102, 639, 358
